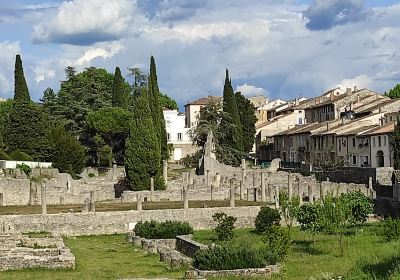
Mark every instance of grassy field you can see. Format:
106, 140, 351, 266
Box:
0, 234, 185, 280
0, 200, 264, 215
193, 223, 400, 280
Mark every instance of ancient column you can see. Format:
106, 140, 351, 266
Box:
0, 193, 3, 207
206, 170, 210, 188
137, 194, 142, 211
82, 198, 89, 213
319, 181, 324, 200
41, 184, 47, 215
210, 184, 214, 201
368, 176, 373, 197
288, 173, 293, 201
261, 173, 266, 202
247, 188, 252, 201
163, 160, 168, 186
241, 159, 246, 177
90, 190, 96, 213
230, 182, 235, 208
240, 180, 244, 200
252, 172, 256, 188
275, 186, 280, 209
216, 173, 221, 188
150, 177, 154, 202
308, 185, 314, 203
183, 187, 189, 209
112, 163, 117, 180
189, 169, 194, 185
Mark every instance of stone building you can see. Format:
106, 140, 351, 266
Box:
184, 96, 222, 128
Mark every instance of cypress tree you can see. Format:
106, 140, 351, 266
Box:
235, 92, 257, 153
112, 67, 128, 108
391, 118, 400, 169
124, 90, 164, 191
148, 56, 169, 160
221, 69, 243, 152
14, 54, 30, 103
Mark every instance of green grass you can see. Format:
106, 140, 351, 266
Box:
0, 200, 263, 215
193, 223, 400, 280
0, 234, 185, 280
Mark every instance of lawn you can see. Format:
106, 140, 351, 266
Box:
0, 200, 264, 215
193, 223, 400, 280
0, 234, 185, 280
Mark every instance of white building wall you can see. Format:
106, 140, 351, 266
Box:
369, 134, 392, 168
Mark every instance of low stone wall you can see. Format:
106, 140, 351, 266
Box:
0, 206, 261, 236
175, 235, 207, 258
0, 234, 75, 271
186, 266, 279, 278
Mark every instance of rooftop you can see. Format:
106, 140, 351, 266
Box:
359, 122, 396, 136
185, 96, 222, 106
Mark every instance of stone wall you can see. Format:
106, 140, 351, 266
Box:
175, 235, 207, 257
0, 206, 261, 236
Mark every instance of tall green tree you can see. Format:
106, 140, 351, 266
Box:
0, 100, 13, 149
112, 67, 128, 108
14, 54, 30, 103
385, 84, 400, 99
235, 92, 257, 153
125, 91, 164, 191
391, 118, 400, 169
148, 56, 168, 160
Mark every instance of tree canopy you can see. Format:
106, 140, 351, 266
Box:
14, 55, 30, 103
235, 92, 257, 153
385, 84, 400, 99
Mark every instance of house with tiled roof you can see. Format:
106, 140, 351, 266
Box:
184, 96, 222, 128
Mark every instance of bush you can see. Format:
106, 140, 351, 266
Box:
134, 220, 193, 239
17, 163, 32, 177
193, 245, 271, 270
88, 173, 96, 178
383, 218, 400, 242
180, 151, 201, 168
9, 150, 33, 161
263, 225, 292, 263
212, 212, 237, 241
339, 191, 373, 225
296, 203, 320, 232
0, 150, 11, 160
255, 206, 281, 234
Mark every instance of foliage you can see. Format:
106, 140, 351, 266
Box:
312, 147, 347, 181
0, 99, 13, 148
279, 192, 300, 228
263, 225, 292, 263
339, 191, 373, 226
180, 150, 201, 168
159, 92, 178, 110
382, 218, 400, 242
49, 125, 86, 176
220, 69, 243, 154
13, 55, 30, 103
235, 91, 257, 153
385, 84, 400, 99
212, 212, 237, 241
193, 245, 270, 270
391, 118, 400, 169
9, 150, 33, 161
112, 67, 129, 109
125, 92, 164, 191
16, 163, 32, 176
255, 206, 281, 234
296, 203, 320, 233
0, 150, 11, 160
40, 87, 57, 117
134, 220, 193, 239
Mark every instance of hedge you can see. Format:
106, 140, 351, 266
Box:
134, 220, 193, 239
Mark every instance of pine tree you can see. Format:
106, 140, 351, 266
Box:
385, 84, 400, 99
221, 69, 243, 153
235, 92, 257, 153
125, 90, 164, 191
148, 56, 168, 160
14, 55, 30, 103
112, 67, 128, 108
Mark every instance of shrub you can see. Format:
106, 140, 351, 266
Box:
296, 203, 320, 232
16, 163, 32, 177
193, 245, 271, 270
383, 218, 400, 242
0, 150, 11, 160
255, 206, 281, 234
212, 212, 237, 241
88, 173, 96, 178
134, 220, 193, 239
9, 150, 33, 161
339, 191, 373, 225
180, 151, 201, 168
263, 225, 292, 263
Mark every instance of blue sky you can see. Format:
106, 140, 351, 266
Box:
0, 0, 399, 109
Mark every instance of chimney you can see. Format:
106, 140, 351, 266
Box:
346, 88, 352, 95
354, 85, 358, 92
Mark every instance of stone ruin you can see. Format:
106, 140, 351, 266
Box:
0, 233, 75, 271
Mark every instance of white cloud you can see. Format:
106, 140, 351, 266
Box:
0, 41, 21, 96
33, 65, 55, 83
32, 0, 136, 45
338, 74, 373, 91
236, 84, 267, 96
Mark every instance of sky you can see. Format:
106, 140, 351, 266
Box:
0, 0, 399, 109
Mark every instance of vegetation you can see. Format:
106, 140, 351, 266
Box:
385, 84, 400, 99
382, 218, 400, 242
180, 150, 201, 168
263, 225, 292, 263
134, 220, 193, 239
112, 67, 129, 109
16, 163, 32, 176
0, 150, 11, 160
13, 54, 30, 103
235, 91, 257, 153
212, 212, 237, 241
391, 117, 400, 169
254, 206, 281, 233
9, 150, 33, 161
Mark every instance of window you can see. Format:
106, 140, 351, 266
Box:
352, 155, 357, 165
339, 139, 342, 152
378, 136, 381, 146
364, 156, 369, 165
177, 133, 182, 141
167, 133, 170, 141
352, 138, 356, 147
365, 139, 369, 146
390, 116, 393, 122
373, 137, 376, 147
384, 135, 387, 146
289, 137, 294, 147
